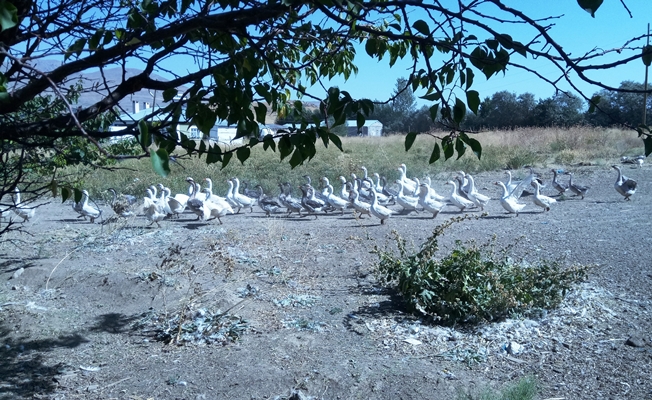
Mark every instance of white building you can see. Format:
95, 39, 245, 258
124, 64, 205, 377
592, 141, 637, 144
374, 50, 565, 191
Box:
346, 120, 383, 136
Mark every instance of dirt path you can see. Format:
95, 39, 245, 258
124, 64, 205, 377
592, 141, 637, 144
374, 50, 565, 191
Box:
1, 165, 651, 399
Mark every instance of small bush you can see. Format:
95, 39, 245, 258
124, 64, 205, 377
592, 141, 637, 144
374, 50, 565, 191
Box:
504, 148, 540, 169
457, 376, 538, 400
374, 217, 591, 324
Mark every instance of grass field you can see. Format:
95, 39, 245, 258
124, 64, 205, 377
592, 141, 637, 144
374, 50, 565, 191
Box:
65, 126, 643, 199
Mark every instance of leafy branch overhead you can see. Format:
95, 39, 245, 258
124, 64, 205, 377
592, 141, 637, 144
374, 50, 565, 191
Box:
0, 0, 650, 181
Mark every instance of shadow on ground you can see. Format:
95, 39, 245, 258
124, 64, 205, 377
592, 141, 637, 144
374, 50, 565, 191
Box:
0, 322, 89, 399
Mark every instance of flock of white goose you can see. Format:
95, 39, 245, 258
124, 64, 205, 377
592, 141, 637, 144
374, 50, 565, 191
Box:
0, 163, 640, 227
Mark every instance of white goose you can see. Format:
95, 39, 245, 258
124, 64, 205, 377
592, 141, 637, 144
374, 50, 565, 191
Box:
494, 181, 526, 216
78, 190, 102, 223
531, 181, 556, 212
156, 184, 173, 216
457, 171, 472, 195
464, 174, 490, 211
612, 165, 637, 200
225, 179, 240, 209
164, 187, 187, 218
417, 183, 446, 218
11, 187, 36, 222
422, 177, 450, 203
507, 168, 537, 199
323, 183, 347, 215
338, 176, 350, 200
446, 180, 475, 212
348, 187, 371, 219
143, 188, 166, 227
202, 179, 234, 211
185, 178, 206, 220
231, 177, 256, 213
504, 171, 520, 194
200, 188, 234, 223
395, 180, 420, 213
369, 189, 394, 225
397, 164, 417, 195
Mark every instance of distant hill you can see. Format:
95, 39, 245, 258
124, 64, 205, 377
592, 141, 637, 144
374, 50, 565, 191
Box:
10, 59, 324, 125
74, 68, 178, 113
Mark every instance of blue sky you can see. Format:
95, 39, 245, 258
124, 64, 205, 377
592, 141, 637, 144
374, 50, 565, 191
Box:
324, 1, 652, 106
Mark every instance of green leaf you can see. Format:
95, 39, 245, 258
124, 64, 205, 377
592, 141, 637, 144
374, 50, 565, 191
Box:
221, 151, 233, 170
442, 137, 454, 160
61, 187, 72, 203
512, 41, 528, 57
48, 180, 58, 198
429, 143, 441, 163
194, 104, 217, 136
365, 38, 378, 57
495, 34, 514, 49
644, 136, 652, 157
588, 95, 601, 114
65, 38, 87, 61
356, 112, 365, 129
643, 45, 652, 67
206, 144, 222, 164
405, 132, 418, 152
328, 132, 343, 151
466, 90, 480, 115
236, 146, 250, 164
138, 120, 150, 148
289, 149, 304, 168
254, 103, 267, 123
455, 137, 466, 160
150, 148, 170, 177
421, 92, 441, 101
0, 0, 18, 31
89, 29, 105, 50
73, 188, 83, 204
463, 136, 482, 159
429, 104, 440, 121
412, 20, 430, 36
453, 98, 466, 124
263, 135, 276, 152
278, 135, 293, 160
162, 88, 178, 102
577, 0, 604, 17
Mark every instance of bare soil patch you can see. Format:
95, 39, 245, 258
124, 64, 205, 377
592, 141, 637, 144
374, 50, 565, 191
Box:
1, 166, 651, 399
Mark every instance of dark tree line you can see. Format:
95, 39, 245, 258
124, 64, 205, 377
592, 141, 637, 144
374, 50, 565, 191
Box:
364, 79, 651, 135
464, 81, 651, 130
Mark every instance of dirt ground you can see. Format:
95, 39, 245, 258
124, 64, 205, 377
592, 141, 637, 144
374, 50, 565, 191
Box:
1, 165, 651, 400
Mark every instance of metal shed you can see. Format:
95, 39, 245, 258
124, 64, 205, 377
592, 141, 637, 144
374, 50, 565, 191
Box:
346, 120, 383, 136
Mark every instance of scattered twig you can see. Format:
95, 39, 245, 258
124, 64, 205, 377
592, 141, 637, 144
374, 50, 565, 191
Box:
101, 376, 131, 391
45, 246, 81, 291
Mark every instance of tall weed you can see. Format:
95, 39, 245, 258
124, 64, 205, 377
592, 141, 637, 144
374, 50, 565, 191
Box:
66, 127, 641, 198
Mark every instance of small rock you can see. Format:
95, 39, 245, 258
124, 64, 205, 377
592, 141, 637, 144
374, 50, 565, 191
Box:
625, 336, 645, 348
11, 268, 24, 280
507, 341, 522, 355
86, 385, 99, 392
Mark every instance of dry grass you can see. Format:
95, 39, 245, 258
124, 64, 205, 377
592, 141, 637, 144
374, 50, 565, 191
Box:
65, 127, 643, 198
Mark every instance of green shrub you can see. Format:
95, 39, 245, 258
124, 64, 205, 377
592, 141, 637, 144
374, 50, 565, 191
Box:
374, 217, 591, 324
504, 148, 540, 169
457, 376, 538, 400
